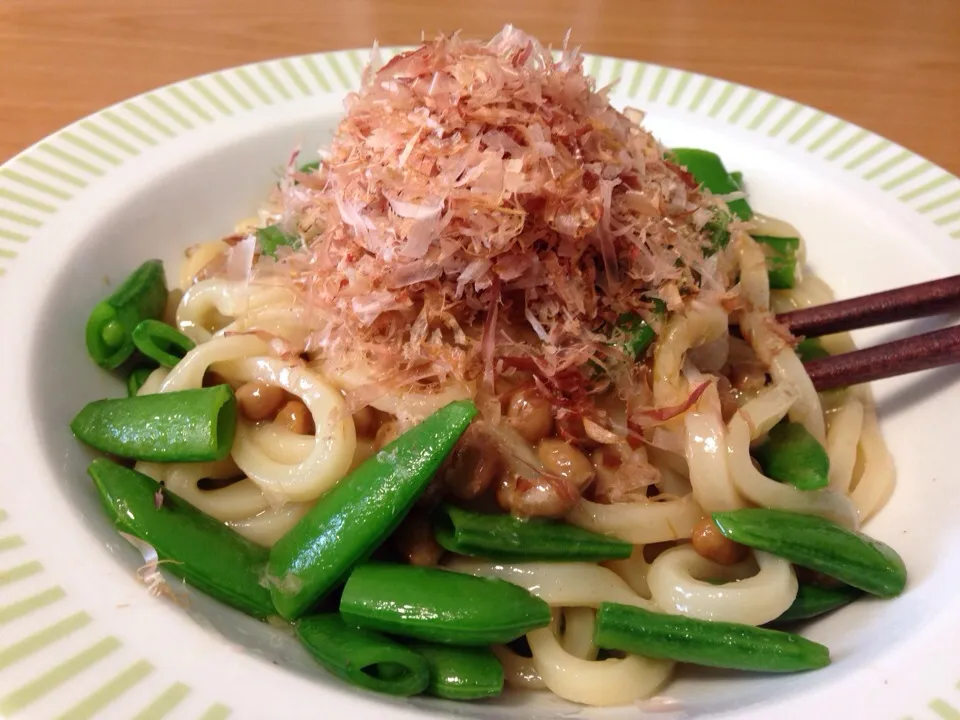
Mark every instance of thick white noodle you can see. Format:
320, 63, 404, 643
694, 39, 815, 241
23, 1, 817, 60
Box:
137, 367, 170, 396
490, 646, 545, 690
215, 356, 356, 503
160, 334, 270, 392
227, 503, 311, 547
733, 231, 770, 311
826, 396, 864, 494
738, 381, 797, 438
602, 546, 652, 599
162, 459, 269, 521
728, 402, 859, 529
323, 356, 475, 424
528, 621, 673, 707
566, 495, 704, 544
684, 382, 745, 512
176, 279, 298, 343
850, 409, 896, 522
769, 348, 826, 443
444, 559, 658, 611
561, 607, 598, 661
647, 545, 797, 625
652, 301, 728, 406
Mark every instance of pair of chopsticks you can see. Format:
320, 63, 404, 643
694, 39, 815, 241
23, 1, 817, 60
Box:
776, 274, 960, 392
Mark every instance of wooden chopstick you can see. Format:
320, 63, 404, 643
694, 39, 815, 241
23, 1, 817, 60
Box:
777, 274, 960, 337
804, 324, 960, 391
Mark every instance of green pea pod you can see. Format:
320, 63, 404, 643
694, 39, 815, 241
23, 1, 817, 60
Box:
340, 564, 551, 645
730, 170, 744, 189
71, 385, 237, 462
126, 367, 155, 397
774, 583, 864, 623
712, 508, 907, 597
669, 148, 753, 220
753, 234, 800, 289
268, 400, 477, 620
407, 642, 504, 700
796, 337, 830, 363
88, 458, 275, 618
752, 422, 830, 491
594, 602, 829, 672
256, 225, 300, 257
131, 319, 195, 368
433, 504, 632, 562
85, 259, 169, 370
296, 614, 430, 697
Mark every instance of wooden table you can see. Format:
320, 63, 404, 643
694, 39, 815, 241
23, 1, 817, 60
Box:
2, 0, 959, 173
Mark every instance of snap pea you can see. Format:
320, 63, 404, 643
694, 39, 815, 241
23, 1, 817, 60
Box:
85, 259, 168, 370
126, 367, 155, 397
753, 234, 800, 289
71, 385, 237, 462
669, 148, 753, 220
407, 642, 504, 700
711, 508, 907, 597
594, 602, 830, 672
88, 458, 275, 618
796, 337, 830, 363
340, 564, 551, 645
730, 170, 744, 189
131, 319, 195, 368
268, 400, 477, 620
774, 583, 864, 623
256, 225, 300, 258
433, 504, 632, 562
296, 614, 430, 697
752, 421, 830, 491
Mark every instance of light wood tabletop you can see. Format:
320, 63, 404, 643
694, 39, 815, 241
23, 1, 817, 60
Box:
1, 0, 958, 173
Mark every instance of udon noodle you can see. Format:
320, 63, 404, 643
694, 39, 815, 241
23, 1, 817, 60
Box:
127, 27, 894, 705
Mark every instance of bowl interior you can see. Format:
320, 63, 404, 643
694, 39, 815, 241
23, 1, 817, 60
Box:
22, 96, 960, 718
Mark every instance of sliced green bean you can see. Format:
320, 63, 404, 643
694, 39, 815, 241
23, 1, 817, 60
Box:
296, 614, 430, 697
268, 400, 477, 620
256, 225, 300, 257
752, 421, 829, 491
85, 259, 168, 370
774, 583, 864, 623
126, 367, 155, 397
712, 508, 907, 597
753, 234, 800, 289
669, 148, 753, 220
594, 602, 829, 672
408, 642, 504, 700
88, 458, 275, 618
340, 564, 551, 646
71, 385, 237, 462
132, 319, 195, 368
433, 504, 632, 562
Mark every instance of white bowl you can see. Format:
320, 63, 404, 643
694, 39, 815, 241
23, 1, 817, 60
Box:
0, 49, 959, 719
